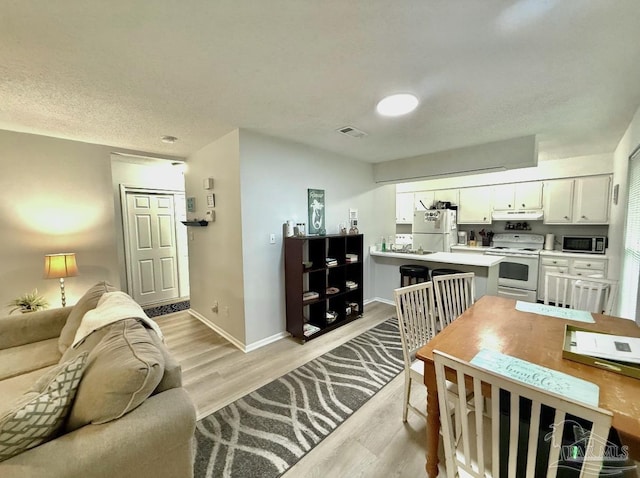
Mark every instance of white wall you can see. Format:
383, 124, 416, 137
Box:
0, 130, 121, 309
611, 104, 640, 319
187, 129, 395, 349
185, 130, 247, 344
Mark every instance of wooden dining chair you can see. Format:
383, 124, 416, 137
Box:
394, 281, 471, 426
432, 272, 476, 330
544, 272, 619, 315
394, 281, 437, 421
434, 350, 613, 478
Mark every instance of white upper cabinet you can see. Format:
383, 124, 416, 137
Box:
543, 179, 574, 223
458, 186, 492, 224
414, 191, 435, 211
492, 182, 542, 210
434, 188, 459, 205
395, 192, 415, 224
543, 175, 611, 224
574, 175, 611, 224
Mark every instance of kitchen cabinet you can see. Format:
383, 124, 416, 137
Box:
543, 175, 611, 224
434, 188, 459, 205
574, 176, 611, 224
457, 186, 492, 224
537, 253, 608, 301
414, 191, 434, 211
284, 234, 363, 342
395, 192, 414, 224
492, 182, 542, 210
542, 179, 574, 223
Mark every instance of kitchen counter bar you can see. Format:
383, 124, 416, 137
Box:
370, 249, 504, 302
370, 250, 504, 267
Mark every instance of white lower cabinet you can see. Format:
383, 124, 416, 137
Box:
537, 253, 608, 302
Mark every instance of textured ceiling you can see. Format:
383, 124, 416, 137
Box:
2, 1, 640, 163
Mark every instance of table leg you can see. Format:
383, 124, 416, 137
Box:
425, 362, 440, 477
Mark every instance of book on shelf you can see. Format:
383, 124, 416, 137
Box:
303, 291, 319, 301
346, 280, 358, 290
326, 257, 338, 267
303, 323, 321, 337
345, 254, 358, 262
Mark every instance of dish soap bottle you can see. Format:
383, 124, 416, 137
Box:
417, 245, 424, 255
381, 236, 386, 252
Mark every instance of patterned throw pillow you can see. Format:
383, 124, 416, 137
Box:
0, 353, 87, 462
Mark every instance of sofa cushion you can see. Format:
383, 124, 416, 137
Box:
0, 353, 87, 462
0, 338, 60, 381
148, 329, 182, 394
0, 366, 56, 409
64, 319, 164, 432
57, 281, 116, 354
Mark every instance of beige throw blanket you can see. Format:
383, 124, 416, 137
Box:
72, 291, 164, 348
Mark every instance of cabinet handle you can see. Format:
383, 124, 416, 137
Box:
581, 215, 587, 219
552, 261, 557, 264
522, 203, 525, 208
508, 204, 511, 208
587, 264, 591, 267
576, 273, 582, 276
564, 216, 570, 220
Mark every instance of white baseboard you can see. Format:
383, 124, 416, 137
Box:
188, 309, 246, 352
245, 331, 290, 353
368, 297, 395, 306
188, 309, 290, 353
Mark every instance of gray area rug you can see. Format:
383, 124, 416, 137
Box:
194, 318, 403, 478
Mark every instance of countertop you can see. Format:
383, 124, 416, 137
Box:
539, 250, 611, 259
450, 245, 492, 252
370, 250, 504, 267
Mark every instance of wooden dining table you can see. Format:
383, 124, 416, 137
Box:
416, 295, 640, 478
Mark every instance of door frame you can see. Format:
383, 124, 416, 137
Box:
120, 185, 189, 304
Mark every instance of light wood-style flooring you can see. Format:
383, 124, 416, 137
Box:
155, 301, 429, 477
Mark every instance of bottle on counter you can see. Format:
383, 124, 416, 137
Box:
381, 236, 386, 252
468, 230, 477, 247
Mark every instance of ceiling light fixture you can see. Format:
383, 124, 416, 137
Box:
376, 93, 419, 117
161, 135, 178, 144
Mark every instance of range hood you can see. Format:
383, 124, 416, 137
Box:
491, 210, 544, 221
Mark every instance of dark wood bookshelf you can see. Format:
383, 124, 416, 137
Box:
284, 234, 364, 342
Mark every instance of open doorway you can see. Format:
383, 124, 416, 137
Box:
111, 154, 190, 308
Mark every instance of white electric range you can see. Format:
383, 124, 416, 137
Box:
485, 233, 544, 302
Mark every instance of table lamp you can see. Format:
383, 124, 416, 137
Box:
44, 253, 79, 307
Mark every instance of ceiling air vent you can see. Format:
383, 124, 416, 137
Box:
336, 125, 368, 138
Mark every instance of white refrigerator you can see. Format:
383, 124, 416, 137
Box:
412, 209, 458, 252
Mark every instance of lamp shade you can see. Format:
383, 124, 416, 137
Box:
44, 253, 79, 279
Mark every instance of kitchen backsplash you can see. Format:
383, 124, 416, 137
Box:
397, 221, 609, 249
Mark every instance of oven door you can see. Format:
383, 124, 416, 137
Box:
487, 253, 539, 291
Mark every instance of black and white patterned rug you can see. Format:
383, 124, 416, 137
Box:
194, 318, 403, 478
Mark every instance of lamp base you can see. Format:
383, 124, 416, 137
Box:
59, 278, 66, 307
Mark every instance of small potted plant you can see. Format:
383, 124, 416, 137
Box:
7, 289, 49, 314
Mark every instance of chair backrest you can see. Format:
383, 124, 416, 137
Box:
544, 272, 619, 315
434, 350, 613, 478
432, 272, 476, 329
393, 281, 437, 366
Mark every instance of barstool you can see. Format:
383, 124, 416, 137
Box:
399, 265, 431, 287
431, 268, 463, 278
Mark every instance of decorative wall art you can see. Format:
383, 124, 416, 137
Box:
307, 188, 326, 235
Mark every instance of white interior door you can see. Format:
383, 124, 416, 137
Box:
125, 192, 179, 305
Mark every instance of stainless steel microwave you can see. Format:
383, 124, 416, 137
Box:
562, 236, 606, 254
